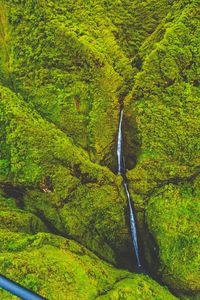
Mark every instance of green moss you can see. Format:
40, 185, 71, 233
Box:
0, 192, 47, 234
124, 1, 199, 297
0, 0, 125, 168
59, 183, 129, 263
0, 84, 131, 263
0, 0, 173, 169
126, 0, 200, 196
96, 276, 177, 300
0, 0, 199, 299
146, 183, 200, 292
0, 231, 177, 300
0, 3, 14, 87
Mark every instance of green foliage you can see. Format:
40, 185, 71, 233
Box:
146, 183, 200, 293
0, 193, 48, 234
0, 231, 177, 300
0, 159, 9, 180
0, 0, 172, 168
96, 276, 177, 300
127, 0, 200, 196
0, 0, 126, 168
125, 1, 200, 296
0, 84, 130, 263
0, 0, 199, 299
0, 3, 14, 87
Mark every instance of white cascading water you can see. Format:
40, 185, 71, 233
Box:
117, 109, 141, 268
117, 110, 124, 175
123, 182, 141, 268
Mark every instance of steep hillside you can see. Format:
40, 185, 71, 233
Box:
125, 0, 200, 296
0, 0, 199, 299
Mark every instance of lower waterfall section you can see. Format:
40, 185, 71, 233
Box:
117, 109, 142, 270
123, 181, 141, 268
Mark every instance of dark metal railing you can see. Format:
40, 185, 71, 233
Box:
0, 275, 46, 300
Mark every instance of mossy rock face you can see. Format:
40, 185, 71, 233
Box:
23, 182, 131, 264
0, 231, 177, 300
124, 0, 200, 296
0, 0, 199, 299
0, 193, 48, 234
126, 1, 200, 195
0, 0, 123, 170
96, 276, 177, 300
0, 85, 132, 264
146, 183, 200, 294
0, 0, 172, 170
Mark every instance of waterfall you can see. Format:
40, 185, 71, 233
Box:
117, 110, 124, 175
123, 182, 141, 268
117, 110, 141, 269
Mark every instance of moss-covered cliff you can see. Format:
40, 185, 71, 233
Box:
124, 0, 200, 296
0, 0, 199, 299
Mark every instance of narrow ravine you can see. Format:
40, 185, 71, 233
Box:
117, 110, 142, 270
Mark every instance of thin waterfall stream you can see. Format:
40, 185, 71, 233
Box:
117, 110, 142, 269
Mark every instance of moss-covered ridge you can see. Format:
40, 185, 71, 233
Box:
0, 193, 48, 234
124, 0, 200, 296
0, 229, 177, 300
146, 182, 200, 293
0, 0, 172, 170
0, 0, 199, 299
0, 193, 176, 299
126, 0, 200, 190
0, 0, 174, 272
0, 84, 132, 264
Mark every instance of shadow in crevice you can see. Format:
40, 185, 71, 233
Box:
116, 248, 137, 272
137, 211, 160, 278
1, 182, 26, 209
123, 113, 141, 172
115, 202, 140, 272
115, 206, 160, 276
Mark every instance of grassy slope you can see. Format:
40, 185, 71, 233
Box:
0, 0, 199, 299
125, 0, 200, 295
0, 84, 130, 264
0, 193, 176, 300
0, 194, 177, 300
0, 232, 177, 300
